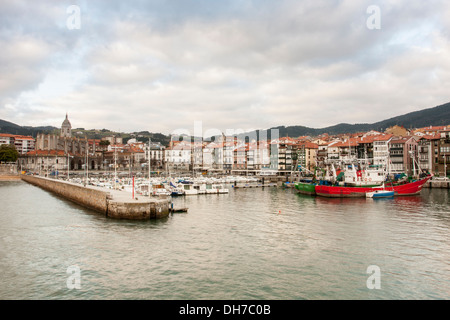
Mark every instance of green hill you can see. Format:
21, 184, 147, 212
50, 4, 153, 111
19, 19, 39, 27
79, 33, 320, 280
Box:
1, 101, 449, 144
240, 101, 450, 139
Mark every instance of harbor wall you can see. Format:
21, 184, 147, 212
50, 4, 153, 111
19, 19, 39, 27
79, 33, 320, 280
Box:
424, 180, 450, 189
21, 175, 109, 213
0, 164, 19, 180
20, 175, 170, 219
107, 200, 169, 220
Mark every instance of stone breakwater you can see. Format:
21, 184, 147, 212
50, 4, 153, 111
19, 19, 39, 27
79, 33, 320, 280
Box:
20, 175, 170, 220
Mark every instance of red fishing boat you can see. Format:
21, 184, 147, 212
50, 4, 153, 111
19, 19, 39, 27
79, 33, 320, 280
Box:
315, 175, 431, 198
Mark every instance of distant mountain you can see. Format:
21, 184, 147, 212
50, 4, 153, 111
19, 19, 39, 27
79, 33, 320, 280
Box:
0, 119, 21, 131
1, 101, 449, 144
238, 101, 450, 139
0, 119, 57, 136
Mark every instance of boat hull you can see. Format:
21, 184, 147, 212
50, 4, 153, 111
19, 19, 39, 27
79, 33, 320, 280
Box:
294, 182, 316, 195
366, 191, 395, 198
315, 176, 431, 198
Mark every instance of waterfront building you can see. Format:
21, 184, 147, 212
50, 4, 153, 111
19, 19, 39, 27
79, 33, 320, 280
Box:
413, 125, 448, 136
269, 140, 285, 172
436, 129, 450, 177
222, 140, 235, 174
246, 141, 270, 172
192, 141, 204, 173
20, 149, 76, 175
233, 141, 247, 171
165, 141, 192, 172
373, 134, 393, 167
356, 136, 375, 161
123, 146, 145, 171
296, 142, 318, 172
147, 141, 165, 171
388, 136, 418, 175
0, 133, 14, 146
22, 114, 103, 172
316, 143, 328, 168
417, 134, 440, 174
333, 139, 358, 162
269, 139, 297, 173
326, 141, 340, 162
0, 134, 35, 155
202, 143, 214, 171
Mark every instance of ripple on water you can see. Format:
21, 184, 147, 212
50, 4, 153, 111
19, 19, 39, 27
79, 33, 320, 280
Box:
0, 182, 449, 299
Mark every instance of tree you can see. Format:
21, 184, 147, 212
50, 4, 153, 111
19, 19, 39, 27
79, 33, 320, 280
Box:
99, 140, 110, 146
0, 144, 19, 163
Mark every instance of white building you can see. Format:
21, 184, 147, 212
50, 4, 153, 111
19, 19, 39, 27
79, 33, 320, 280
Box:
373, 134, 393, 167
0, 134, 35, 155
165, 141, 192, 171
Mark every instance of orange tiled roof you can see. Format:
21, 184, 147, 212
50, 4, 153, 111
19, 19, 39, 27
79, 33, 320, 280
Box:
0, 133, 34, 140
25, 150, 79, 157
373, 134, 394, 141
420, 134, 441, 140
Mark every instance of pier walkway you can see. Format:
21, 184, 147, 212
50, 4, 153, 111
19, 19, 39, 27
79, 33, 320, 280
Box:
21, 175, 170, 220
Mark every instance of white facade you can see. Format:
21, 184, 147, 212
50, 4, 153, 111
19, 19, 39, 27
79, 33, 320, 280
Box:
14, 137, 35, 154
373, 137, 392, 167
165, 142, 192, 168
0, 134, 35, 155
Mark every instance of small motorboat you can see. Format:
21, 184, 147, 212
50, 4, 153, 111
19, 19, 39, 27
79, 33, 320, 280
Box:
366, 189, 395, 198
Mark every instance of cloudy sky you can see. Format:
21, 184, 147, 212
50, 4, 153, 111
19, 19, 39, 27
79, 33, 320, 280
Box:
1, 0, 449, 135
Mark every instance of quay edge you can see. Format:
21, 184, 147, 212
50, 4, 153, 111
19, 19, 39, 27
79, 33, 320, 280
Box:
424, 180, 450, 189
20, 175, 170, 220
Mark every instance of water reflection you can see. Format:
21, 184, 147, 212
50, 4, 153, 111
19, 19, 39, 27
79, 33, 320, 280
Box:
0, 181, 449, 299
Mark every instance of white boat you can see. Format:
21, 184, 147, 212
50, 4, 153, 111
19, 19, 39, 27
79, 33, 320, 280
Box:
152, 187, 171, 196
205, 184, 229, 194
366, 185, 394, 198
366, 189, 394, 198
215, 184, 229, 194
343, 164, 386, 187
182, 183, 198, 195
194, 183, 207, 194
205, 184, 216, 194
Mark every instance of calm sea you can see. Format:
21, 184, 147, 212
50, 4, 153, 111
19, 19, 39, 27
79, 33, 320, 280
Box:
0, 180, 449, 300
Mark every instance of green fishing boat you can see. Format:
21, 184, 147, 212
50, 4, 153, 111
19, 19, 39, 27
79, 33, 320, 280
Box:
294, 181, 316, 195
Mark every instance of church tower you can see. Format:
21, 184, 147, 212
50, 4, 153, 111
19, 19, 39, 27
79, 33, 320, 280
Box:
61, 113, 72, 138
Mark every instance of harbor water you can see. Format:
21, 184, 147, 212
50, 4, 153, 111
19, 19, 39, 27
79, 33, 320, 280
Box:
0, 180, 449, 299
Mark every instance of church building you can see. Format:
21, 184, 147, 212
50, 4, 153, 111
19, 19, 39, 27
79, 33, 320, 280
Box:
20, 114, 102, 174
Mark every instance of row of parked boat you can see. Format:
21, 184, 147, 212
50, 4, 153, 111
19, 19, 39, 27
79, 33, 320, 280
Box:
68, 175, 261, 197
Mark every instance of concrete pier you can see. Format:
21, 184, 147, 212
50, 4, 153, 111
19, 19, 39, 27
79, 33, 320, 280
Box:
424, 179, 450, 189
0, 164, 19, 180
21, 175, 170, 220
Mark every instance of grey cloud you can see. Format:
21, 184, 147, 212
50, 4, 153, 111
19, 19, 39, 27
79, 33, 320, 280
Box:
1, 0, 449, 134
